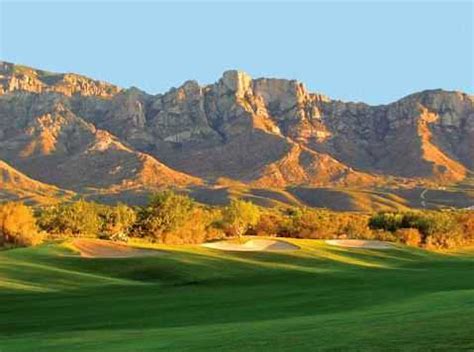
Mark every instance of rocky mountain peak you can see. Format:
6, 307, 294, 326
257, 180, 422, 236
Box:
219, 70, 253, 97
0, 62, 473, 193
215, 70, 316, 105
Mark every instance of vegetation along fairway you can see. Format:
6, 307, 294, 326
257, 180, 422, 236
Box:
1, 239, 473, 351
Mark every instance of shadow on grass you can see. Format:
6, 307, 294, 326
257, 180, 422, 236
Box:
1, 242, 473, 338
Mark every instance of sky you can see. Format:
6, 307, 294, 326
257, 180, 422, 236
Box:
0, 1, 472, 104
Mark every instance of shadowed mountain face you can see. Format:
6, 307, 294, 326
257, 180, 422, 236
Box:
0, 61, 472, 194
0, 159, 74, 204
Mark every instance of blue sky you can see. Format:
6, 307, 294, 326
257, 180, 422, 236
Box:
0, 1, 472, 104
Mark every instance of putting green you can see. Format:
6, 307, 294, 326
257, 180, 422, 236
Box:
0, 238, 473, 351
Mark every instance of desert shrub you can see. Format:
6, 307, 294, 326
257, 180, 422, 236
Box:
276, 207, 301, 237
403, 212, 458, 237
340, 214, 373, 239
425, 229, 464, 249
28, 192, 474, 250
37, 200, 102, 236
369, 212, 404, 232
160, 208, 214, 244
280, 208, 372, 240
140, 204, 223, 245
457, 211, 474, 243
254, 211, 286, 237
222, 199, 260, 237
0, 202, 43, 247
394, 228, 422, 246
369, 210, 472, 248
205, 226, 225, 242
99, 203, 136, 240
372, 229, 397, 242
294, 209, 334, 239
279, 208, 326, 239
135, 191, 196, 241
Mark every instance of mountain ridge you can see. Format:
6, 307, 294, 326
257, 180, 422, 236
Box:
0, 159, 74, 204
0, 61, 473, 203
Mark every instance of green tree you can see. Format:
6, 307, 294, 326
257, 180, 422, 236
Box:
222, 199, 260, 238
138, 191, 195, 239
37, 200, 102, 236
99, 203, 137, 239
369, 212, 404, 232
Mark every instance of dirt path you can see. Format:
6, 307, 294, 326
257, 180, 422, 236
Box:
71, 239, 164, 258
420, 188, 428, 208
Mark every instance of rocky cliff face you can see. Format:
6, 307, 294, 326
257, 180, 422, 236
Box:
0, 61, 121, 98
0, 61, 472, 192
0, 89, 200, 191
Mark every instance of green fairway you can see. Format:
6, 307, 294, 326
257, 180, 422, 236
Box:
1, 239, 473, 351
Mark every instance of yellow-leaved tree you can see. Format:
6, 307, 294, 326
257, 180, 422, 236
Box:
0, 202, 43, 247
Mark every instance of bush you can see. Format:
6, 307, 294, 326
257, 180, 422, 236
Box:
369, 212, 404, 232
457, 212, 474, 243
222, 199, 260, 237
37, 200, 102, 236
425, 230, 464, 249
295, 209, 334, 239
99, 203, 136, 240
341, 214, 373, 239
0, 202, 43, 247
26, 193, 474, 250
372, 230, 397, 242
136, 191, 196, 241
394, 228, 422, 246
369, 210, 472, 249
279, 208, 372, 240
160, 208, 211, 244
254, 212, 285, 237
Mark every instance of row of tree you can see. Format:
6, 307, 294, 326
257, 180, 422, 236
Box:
368, 211, 474, 248
0, 192, 263, 247
1, 191, 473, 249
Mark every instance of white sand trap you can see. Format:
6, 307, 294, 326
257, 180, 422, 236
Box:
71, 239, 163, 258
326, 239, 393, 249
202, 239, 300, 252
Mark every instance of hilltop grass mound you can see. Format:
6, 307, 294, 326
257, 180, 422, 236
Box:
325, 239, 394, 249
202, 238, 300, 251
71, 239, 164, 258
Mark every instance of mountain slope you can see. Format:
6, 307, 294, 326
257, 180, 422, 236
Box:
89, 70, 472, 186
0, 91, 200, 191
0, 159, 73, 203
0, 61, 472, 196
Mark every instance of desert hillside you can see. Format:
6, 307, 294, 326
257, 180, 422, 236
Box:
0, 61, 473, 201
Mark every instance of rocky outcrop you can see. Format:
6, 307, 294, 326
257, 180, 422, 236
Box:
0, 62, 472, 193
312, 90, 473, 182
0, 61, 121, 98
0, 92, 200, 191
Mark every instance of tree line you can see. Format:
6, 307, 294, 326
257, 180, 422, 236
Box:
1, 191, 473, 249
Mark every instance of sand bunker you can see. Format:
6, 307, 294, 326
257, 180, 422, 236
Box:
202, 239, 300, 252
326, 239, 393, 249
71, 239, 163, 258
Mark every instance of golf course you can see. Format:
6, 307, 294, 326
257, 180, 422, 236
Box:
1, 238, 473, 351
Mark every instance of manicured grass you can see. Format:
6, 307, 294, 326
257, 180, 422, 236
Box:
0, 239, 473, 351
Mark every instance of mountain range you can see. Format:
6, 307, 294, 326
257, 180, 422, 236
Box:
0, 61, 473, 209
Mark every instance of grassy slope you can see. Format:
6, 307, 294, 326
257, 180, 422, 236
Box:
191, 185, 474, 212
0, 239, 473, 351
